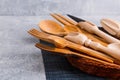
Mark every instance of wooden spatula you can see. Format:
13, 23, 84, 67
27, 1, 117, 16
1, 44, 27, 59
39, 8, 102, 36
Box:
35, 43, 111, 64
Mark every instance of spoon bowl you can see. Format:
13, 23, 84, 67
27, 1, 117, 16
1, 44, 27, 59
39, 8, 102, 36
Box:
39, 20, 67, 36
63, 25, 81, 33
101, 18, 120, 39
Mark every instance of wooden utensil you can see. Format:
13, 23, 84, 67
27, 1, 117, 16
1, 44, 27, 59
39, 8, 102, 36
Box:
65, 32, 120, 61
63, 24, 82, 33
67, 14, 120, 43
53, 13, 78, 25
50, 13, 108, 46
28, 28, 114, 63
35, 43, 112, 64
50, 13, 74, 25
101, 18, 120, 39
78, 21, 120, 43
38, 20, 67, 36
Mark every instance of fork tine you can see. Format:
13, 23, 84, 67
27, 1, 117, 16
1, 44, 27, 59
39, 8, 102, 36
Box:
28, 28, 54, 43
28, 28, 49, 38
50, 13, 71, 25
55, 13, 77, 25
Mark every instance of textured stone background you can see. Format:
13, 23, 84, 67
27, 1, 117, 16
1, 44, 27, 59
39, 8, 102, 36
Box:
0, 16, 47, 80
0, 0, 120, 16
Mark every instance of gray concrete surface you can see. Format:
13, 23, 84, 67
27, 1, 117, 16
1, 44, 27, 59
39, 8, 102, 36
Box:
0, 0, 120, 16
0, 16, 48, 80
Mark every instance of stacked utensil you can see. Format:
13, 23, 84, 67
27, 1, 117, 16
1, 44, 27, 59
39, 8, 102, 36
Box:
28, 13, 120, 79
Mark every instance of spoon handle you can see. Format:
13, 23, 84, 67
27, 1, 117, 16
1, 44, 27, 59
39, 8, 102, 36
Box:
94, 29, 120, 43
84, 39, 120, 61
98, 45, 120, 61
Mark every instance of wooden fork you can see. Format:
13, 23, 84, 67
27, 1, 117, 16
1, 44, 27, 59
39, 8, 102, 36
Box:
50, 13, 108, 46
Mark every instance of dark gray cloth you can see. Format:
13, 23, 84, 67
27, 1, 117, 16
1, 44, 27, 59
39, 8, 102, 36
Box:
41, 40, 106, 80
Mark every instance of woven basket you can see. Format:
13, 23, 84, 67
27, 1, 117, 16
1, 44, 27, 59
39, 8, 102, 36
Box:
67, 56, 120, 79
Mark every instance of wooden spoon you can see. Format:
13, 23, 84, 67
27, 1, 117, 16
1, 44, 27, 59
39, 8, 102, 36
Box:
28, 28, 114, 63
39, 20, 67, 36
63, 25, 82, 33
101, 18, 120, 39
77, 20, 120, 43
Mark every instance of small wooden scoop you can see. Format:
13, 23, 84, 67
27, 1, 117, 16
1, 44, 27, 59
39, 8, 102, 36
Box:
28, 28, 114, 63
35, 43, 112, 64
101, 18, 120, 39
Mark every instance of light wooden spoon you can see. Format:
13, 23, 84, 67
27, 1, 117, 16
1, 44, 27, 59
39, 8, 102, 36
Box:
77, 20, 120, 43
39, 20, 67, 36
101, 18, 120, 39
